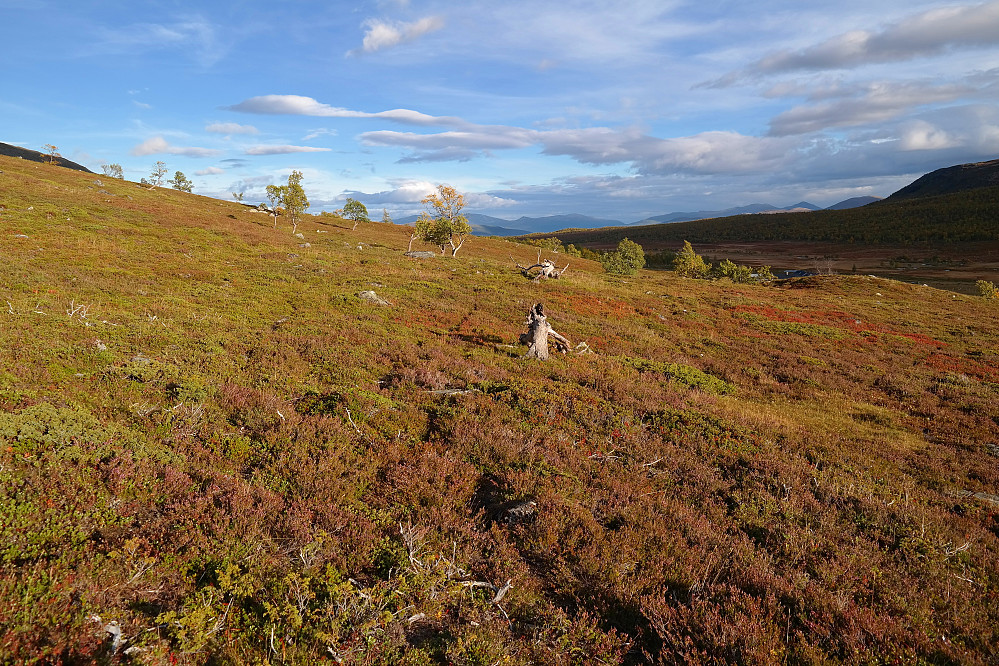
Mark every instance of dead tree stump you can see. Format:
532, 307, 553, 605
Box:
520, 303, 571, 360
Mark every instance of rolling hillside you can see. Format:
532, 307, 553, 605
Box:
1, 155, 998, 664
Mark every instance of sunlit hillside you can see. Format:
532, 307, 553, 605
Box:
2, 156, 998, 665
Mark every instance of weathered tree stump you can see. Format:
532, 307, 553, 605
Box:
519, 303, 571, 360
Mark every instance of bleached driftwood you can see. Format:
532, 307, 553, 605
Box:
513, 250, 569, 281
519, 303, 571, 360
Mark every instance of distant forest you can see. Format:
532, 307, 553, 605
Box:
540, 185, 999, 248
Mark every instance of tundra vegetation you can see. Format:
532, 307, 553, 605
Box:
0, 154, 998, 665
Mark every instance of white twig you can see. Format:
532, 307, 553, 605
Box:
944, 541, 971, 557
345, 408, 361, 434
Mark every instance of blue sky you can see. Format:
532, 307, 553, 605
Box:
4, 0, 999, 224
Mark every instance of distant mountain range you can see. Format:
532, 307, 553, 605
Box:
635, 201, 823, 225
396, 213, 626, 237
399, 197, 882, 237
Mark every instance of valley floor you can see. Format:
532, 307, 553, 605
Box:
649, 240, 999, 295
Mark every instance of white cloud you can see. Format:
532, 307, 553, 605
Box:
748, 1, 999, 77
205, 122, 259, 135
364, 121, 793, 176
366, 179, 438, 203
195, 166, 226, 176
303, 128, 338, 140
344, 179, 517, 214
898, 121, 958, 151
244, 144, 332, 155
453, 1, 694, 66
350, 16, 444, 55
768, 81, 969, 136
361, 129, 535, 151
227, 95, 465, 127
131, 136, 220, 157
94, 16, 227, 67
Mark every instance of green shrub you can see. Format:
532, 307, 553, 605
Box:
672, 240, 709, 278
0, 403, 108, 456
977, 280, 998, 299
600, 237, 646, 275
621, 356, 734, 394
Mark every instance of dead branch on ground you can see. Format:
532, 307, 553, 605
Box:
513, 249, 569, 281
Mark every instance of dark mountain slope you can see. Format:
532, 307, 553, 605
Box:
888, 158, 999, 201
0, 141, 93, 173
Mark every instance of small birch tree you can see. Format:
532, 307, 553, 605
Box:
415, 184, 471, 257
280, 170, 309, 234
342, 198, 370, 230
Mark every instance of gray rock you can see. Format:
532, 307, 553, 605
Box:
358, 290, 391, 306
503, 500, 537, 524
404, 251, 437, 259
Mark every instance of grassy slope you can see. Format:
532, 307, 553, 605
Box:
1, 156, 998, 664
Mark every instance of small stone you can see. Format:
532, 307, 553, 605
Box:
358, 290, 391, 306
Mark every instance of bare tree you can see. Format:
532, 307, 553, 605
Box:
148, 161, 168, 189
101, 163, 124, 179
42, 144, 60, 165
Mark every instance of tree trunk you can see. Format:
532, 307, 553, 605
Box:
520, 303, 571, 360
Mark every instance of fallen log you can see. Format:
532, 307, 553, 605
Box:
513, 250, 569, 281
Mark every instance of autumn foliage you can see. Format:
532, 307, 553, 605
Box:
0, 155, 997, 664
